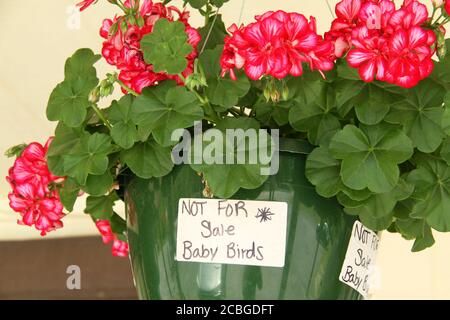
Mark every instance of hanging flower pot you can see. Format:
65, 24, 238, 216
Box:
124, 140, 361, 300
4, 0, 450, 300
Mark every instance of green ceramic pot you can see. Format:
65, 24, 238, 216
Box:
124, 139, 361, 300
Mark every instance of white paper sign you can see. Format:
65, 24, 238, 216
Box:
176, 198, 288, 267
339, 221, 380, 298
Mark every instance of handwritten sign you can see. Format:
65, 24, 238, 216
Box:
339, 221, 380, 298
176, 199, 288, 267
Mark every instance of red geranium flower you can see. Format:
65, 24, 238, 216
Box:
326, 0, 437, 88
95, 220, 129, 257
7, 138, 66, 236
100, 1, 201, 93
221, 10, 335, 81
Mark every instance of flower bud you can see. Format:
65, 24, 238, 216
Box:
263, 86, 271, 102
438, 43, 447, 60
89, 87, 100, 104
281, 86, 289, 101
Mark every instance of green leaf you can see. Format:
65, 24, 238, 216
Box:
63, 133, 114, 185
46, 123, 84, 176
110, 212, 127, 234
187, 0, 208, 8
109, 95, 138, 149
190, 118, 269, 198
131, 81, 173, 140
341, 187, 372, 201
64, 48, 101, 84
305, 146, 343, 198
132, 84, 203, 146
354, 179, 414, 218
443, 105, 450, 135
46, 49, 100, 128
121, 141, 174, 179
396, 218, 426, 240
441, 137, 450, 165
407, 158, 450, 232
385, 79, 446, 153
287, 71, 323, 105
289, 85, 341, 146
346, 206, 394, 231
412, 225, 435, 252
210, 0, 230, 7
431, 39, 450, 87
200, 46, 250, 110
334, 80, 365, 117
4, 144, 27, 158
337, 62, 360, 81
359, 212, 394, 232
198, 14, 227, 51
330, 124, 413, 193
84, 193, 118, 220
354, 84, 396, 125
46, 82, 90, 127
140, 18, 193, 74
255, 100, 292, 127
58, 177, 80, 212
83, 171, 114, 197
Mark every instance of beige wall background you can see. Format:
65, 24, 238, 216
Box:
0, 0, 449, 299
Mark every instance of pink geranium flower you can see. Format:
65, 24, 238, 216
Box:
95, 220, 129, 257
326, 0, 437, 88
7, 138, 66, 236
221, 10, 335, 81
99, 1, 201, 93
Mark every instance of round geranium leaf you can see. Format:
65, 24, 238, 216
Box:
305, 146, 343, 198
330, 124, 413, 193
46, 49, 100, 128
441, 137, 450, 165
190, 118, 269, 198
84, 192, 118, 220
289, 84, 341, 146
63, 133, 115, 185
132, 83, 204, 147
354, 84, 396, 125
408, 158, 450, 232
121, 141, 174, 179
109, 95, 138, 149
140, 18, 193, 75
385, 79, 446, 153
199, 46, 250, 111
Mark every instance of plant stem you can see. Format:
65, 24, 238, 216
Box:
431, 7, 437, 24
92, 104, 113, 130
116, 79, 140, 96
178, 73, 221, 124
116, 0, 128, 12
200, 8, 220, 54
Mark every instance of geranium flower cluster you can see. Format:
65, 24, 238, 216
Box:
220, 11, 335, 81
96, 220, 129, 257
100, 0, 201, 93
6, 139, 66, 236
325, 0, 438, 88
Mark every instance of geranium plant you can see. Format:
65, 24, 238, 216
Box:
5, 0, 450, 256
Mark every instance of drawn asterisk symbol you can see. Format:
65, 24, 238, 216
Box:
255, 207, 275, 223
